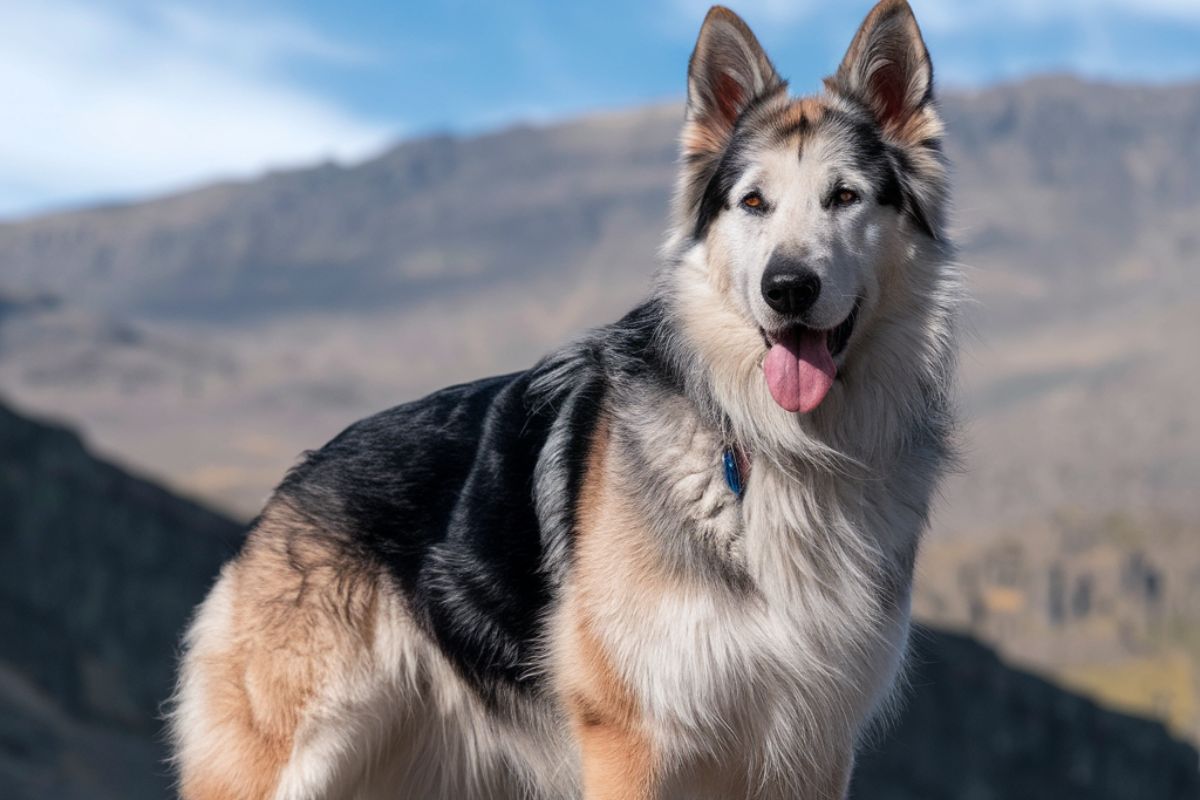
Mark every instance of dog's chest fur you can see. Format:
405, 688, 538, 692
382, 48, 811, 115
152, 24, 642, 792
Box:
567, 390, 928, 793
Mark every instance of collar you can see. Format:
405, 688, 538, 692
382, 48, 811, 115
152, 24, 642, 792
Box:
722, 444, 751, 498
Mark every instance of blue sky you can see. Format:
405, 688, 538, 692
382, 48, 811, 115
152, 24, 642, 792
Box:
3, 0, 1200, 219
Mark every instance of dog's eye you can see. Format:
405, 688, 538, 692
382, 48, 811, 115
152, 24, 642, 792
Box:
740, 192, 767, 212
833, 188, 860, 207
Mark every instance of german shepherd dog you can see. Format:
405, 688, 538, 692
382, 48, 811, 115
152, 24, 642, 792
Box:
171, 2, 959, 797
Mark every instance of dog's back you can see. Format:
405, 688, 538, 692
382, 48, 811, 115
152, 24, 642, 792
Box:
172, 371, 579, 798
170, 308, 647, 798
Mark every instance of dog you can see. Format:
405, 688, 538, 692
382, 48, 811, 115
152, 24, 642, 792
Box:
171, 2, 959, 797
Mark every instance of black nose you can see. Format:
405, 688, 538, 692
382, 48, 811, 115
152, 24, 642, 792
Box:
761, 256, 821, 316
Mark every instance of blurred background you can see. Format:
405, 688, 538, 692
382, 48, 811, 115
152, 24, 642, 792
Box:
2, 1, 1199, 797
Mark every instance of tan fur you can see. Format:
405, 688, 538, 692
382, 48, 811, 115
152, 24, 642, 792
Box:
176, 501, 572, 800
556, 417, 658, 800
569, 618, 656, 800
681, 122, 728, 163
176, 504, 381, 800
777, 97, 828, 133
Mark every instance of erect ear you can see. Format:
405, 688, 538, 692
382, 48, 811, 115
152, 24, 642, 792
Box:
682, 6, 784, 159
828, 0, 933, 138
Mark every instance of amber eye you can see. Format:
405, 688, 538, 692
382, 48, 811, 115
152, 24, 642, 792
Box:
834, 188, 860, 207
740, 192, 766, 211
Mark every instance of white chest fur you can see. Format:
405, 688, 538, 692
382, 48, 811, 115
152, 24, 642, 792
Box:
589, 399, 928, 797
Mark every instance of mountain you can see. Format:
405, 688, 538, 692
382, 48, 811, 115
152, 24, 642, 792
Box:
0, 400, 1195, 798
0, 107, 682, 321
0, 76, 1198, 742
0, 401, 243, 798
1, 76, 1198, 328
851, 629, 1200, 800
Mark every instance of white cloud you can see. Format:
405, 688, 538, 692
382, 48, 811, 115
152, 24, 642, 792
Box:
0, 1, 393, 218
152, 4, 380, 70
674, 0, 1200, 33
911, 0, 1200, 32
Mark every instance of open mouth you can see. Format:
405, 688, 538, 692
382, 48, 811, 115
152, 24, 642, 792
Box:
827, 300, 861, 359
758, 299, 861, 414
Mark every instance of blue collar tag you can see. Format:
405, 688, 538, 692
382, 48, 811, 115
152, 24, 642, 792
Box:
723, 447, 744, 498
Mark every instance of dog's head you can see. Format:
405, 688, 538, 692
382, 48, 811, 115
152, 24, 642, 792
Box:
667, 1, 951, 422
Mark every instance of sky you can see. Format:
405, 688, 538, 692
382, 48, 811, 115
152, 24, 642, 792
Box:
3, 0, 1200, 219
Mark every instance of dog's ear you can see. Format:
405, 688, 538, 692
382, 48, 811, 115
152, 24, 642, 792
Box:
683, 6, 784, 158
828, 0, 933, 139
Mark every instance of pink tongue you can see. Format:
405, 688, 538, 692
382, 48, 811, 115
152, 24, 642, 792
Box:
763, 329, 836, 413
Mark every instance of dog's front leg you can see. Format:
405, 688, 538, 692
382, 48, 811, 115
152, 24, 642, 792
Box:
558, 612, 658, 800
571, 705, 657, 800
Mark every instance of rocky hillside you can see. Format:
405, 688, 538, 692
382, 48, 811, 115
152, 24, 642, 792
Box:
915, 511, 1200, 742
0, 401, 242, 798
0, 401, 1196, 798
852, 630, 1200, 800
